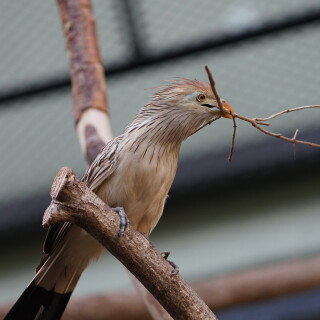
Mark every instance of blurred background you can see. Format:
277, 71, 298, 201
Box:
0, 0, 320, 319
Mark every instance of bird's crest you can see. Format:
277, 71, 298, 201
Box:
150, 78, 213, 101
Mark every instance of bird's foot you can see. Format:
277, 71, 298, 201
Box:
161, 251, 179, 276
112, 207, 129, 237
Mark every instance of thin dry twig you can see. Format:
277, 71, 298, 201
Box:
228, 116, 237, 162
204, 66, 239, 161
204, 66, 320, 160
292, 129, 299, 160
255, 105, 320, 122
205, 65, 224, 113
233, 113, 320, 148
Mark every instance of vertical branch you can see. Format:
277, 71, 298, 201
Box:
57, 0, 113, 165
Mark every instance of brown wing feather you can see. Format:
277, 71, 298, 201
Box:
42, 136, 122, 259
82, 135, 122, 191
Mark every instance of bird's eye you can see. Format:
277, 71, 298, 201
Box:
196, 94, 206, 102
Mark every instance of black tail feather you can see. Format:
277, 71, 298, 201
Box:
38, 291, 71, 320
4, 280, 72, 320
5, 280, 46, 320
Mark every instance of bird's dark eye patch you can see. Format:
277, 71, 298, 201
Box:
201, 103, 214, 109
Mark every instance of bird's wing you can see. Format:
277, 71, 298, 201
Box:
41, 136, 122, 260
82, 135, 122, 192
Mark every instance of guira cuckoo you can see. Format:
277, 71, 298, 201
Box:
5, 79, 233, 320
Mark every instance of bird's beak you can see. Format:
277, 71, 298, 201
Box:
220, 99, 234, 119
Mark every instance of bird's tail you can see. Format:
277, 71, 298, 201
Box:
4, 243, 81, 320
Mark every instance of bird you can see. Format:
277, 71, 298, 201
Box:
5, 78, 234, 320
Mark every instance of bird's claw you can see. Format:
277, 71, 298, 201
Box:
161, 251, 179, 276
112, 207, 129, 237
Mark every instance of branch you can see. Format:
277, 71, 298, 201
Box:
57, 0, 112, 164
205, 66, 224, 113
228, 116, 237, 162
255, 105, 320, 122
226, 111, 320, 160
42, 167, 217, 320
204, 67, 320, 161
233, 113, 320, 148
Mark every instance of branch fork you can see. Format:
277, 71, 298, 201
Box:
43, 167, 217, 320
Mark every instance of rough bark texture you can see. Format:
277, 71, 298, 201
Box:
42, 167, 217, 320
129, 274, 174, 320
84, 124, 107, 164
57, 0, 112, 160
57, 0, 108, 122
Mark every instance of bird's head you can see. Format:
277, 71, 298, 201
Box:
131, 78, 234, 145
151, 79, 234, 121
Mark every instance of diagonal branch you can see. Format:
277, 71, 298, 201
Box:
43, 167, 217, 320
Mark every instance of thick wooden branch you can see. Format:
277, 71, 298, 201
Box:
57, 0, 112, 162
42, 167, 217, 320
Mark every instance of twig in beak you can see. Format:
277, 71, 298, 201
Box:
205, 67, 320, 161
205, 65, 237, 161
205, 65, 224, 114
228, 116, 237, 162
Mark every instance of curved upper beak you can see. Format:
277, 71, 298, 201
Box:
220, 99, 234, 119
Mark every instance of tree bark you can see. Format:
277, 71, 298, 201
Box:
41, 167, 217, 320
57, 0, 112, 162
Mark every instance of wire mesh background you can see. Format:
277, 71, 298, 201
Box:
1, 2, 320, 318
0, 0, 319, 206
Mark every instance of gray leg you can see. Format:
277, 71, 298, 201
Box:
112, 207, 129, 237
161, 251, 179, 276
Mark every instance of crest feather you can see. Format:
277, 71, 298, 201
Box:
151, 78, 213, 101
